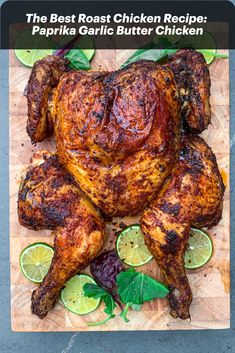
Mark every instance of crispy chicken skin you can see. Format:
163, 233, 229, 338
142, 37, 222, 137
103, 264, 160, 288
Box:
53, 62, 181, 216
18, 152, 106, 318
27, 57, 181, 216
141, 135, 225, 319
166, 50, 211, 134
21, 50, 225, 320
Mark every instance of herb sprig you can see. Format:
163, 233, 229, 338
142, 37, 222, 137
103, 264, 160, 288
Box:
117, 268, 169, 322
83, 283, 116, 326
83, 268, 169, 325
65, 49, 90, 70
122, 34, 228, 68
121, 48, 177, 67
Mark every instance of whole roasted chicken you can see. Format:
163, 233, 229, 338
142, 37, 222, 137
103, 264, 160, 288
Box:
18, 50, 225, 320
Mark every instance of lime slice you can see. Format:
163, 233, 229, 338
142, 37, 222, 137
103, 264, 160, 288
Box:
178, 31, 217, 64
116, 225, 153, 267
196, 32, 217, 65
15, 49, 54, 67
20, 242, 54, 283
61, 274, 100, 315
81, 49, 95, 61
184, 228, 213, 269
197, 49, 216, 65
14, 30, 54, 67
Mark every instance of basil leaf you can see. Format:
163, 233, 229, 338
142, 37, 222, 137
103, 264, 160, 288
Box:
83, 283, 106, 299
121, 49, 177, 67
117, 269, 169, 305
65, 49, 90, 70
83, 283, 116, 326
103, 293, 116, 317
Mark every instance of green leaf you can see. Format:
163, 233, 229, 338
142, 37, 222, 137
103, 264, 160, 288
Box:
103, 294, 116, 317
83, 283, 106, 299
121, 49, 177, 67
65, 49, 90, 70
83, 283, 116, 326
117, 269, 169, 305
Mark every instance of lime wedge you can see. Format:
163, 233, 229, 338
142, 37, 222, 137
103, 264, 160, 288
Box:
116, 225, 153, 267
184, 228, 213, 269
20, 242, 54, 283
61, 274, 100, 315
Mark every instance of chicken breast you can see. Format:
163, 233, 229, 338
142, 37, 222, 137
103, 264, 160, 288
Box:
52, 61, 181, 216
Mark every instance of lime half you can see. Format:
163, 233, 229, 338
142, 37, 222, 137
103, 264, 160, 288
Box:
184, 228, 213, 269
20, 242, 54, 283
61, 274, 100, 315
116, 225, 153, 267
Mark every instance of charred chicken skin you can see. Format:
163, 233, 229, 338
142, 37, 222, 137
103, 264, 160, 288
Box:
18, 49, 225, 320
18, 151, 106, 318
141, 135, 224, 319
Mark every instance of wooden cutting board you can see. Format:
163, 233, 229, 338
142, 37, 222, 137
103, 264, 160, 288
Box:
9, 49, 230, 331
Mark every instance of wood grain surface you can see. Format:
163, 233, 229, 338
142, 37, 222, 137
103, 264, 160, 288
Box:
9, 49, 230, 331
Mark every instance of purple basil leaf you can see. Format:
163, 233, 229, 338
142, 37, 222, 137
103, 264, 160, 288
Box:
90, 249, 125, 307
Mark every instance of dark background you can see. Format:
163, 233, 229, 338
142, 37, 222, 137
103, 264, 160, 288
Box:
0, 0, 234, 352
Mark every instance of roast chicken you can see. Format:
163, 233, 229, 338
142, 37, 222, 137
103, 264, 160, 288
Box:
18, 49, 225, 320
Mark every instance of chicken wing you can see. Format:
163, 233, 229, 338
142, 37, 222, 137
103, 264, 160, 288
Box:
18, 151, 106, 318
141, 135, 225, 319
166, 50, 211, 134
26, 55, 69, 143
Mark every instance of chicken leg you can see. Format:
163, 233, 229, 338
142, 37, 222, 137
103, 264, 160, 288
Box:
18, 151, 106, 318
141, 135, 225, 319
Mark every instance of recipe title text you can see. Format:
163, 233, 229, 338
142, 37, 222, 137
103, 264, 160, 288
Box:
26, 12, 207, 37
